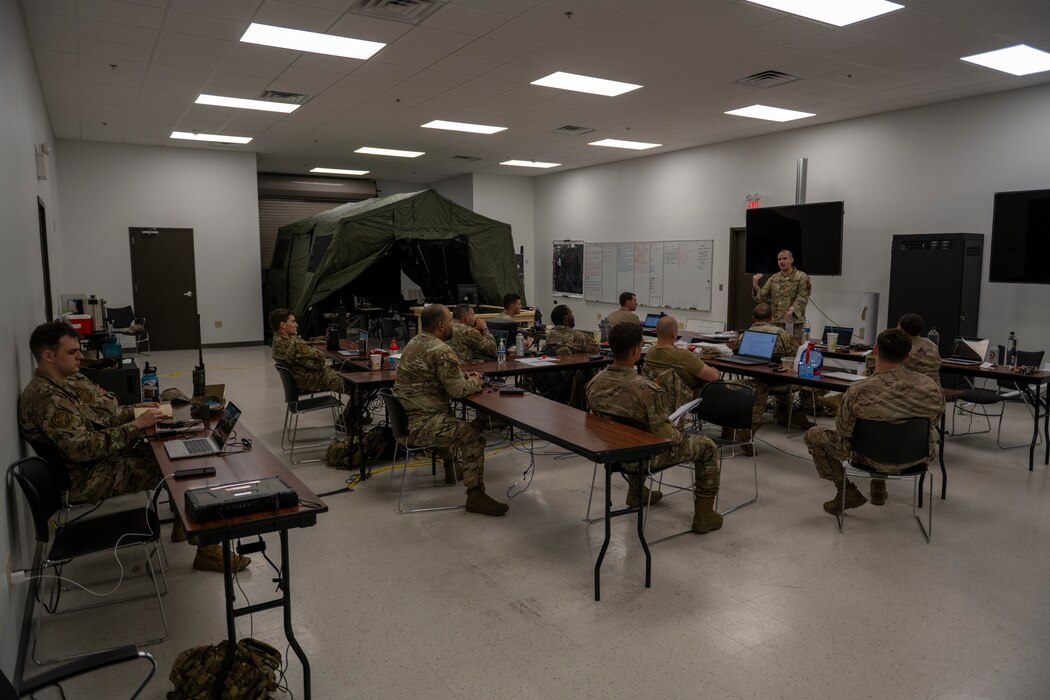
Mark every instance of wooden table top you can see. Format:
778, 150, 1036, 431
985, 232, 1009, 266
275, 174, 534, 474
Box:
461, 388, 670, 463
705, 357, 860, 392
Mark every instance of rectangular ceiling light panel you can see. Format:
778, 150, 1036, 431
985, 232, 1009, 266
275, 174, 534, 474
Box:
961, 44, 1050, 76
724, 104, 815, 122
196, 94, 300, 113
240, 23, 386, 60
500, 160, 560, 168
531, 71, 642, 97
747, 0, 903, 27
589, 138, 661, 150
171, 131, 252, 144
421, 120, 507, 134
311, 167, 370, 175
355, 146, 424, 157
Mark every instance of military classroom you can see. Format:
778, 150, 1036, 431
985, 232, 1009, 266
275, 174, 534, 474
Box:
3, 0, 1050, 697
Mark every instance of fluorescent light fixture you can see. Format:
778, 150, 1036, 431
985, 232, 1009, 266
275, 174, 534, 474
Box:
170, 131, 252, 144
310, 167, 370, 176
724, 104, 815, 122
195, 94, 299, 113
354, 146, 424, 158
531, 71, 641, 97
747, 0, 903, 27
421, 119, 507, 134
240, 22, 385, 60
588, 138, 661, 150
961, 44, 1050, 76
500, 160, 560, 168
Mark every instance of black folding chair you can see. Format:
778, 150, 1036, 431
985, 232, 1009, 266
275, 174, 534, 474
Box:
274, 364, 344, 464
694, 381, 758, 515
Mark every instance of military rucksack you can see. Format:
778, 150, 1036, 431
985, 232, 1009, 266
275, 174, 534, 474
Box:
324, 427, 393, 470
167, 637, 281, 699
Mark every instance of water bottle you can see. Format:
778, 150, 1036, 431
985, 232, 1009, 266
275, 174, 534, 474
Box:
335, 300, 347, 339
803, 323, 811, 343
515, 334, 525, 356
927, 326, 940, 355
1007, 331, 1017, 366
141, 363, 159, 402
497, 338, 507, 363
599, 318, 610, 343
534, 308, 543, 330
326, 321, 339, 350
798, 342, 822, 379
389, 337, 398, 352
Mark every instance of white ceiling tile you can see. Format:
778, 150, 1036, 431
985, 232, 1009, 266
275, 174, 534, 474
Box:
397, 27, 476, 54
328, 13, 414, 43
350, 60, 419, 81
291, 52, 365, 73
163, 11, 247, 41
333, 73, 399, 92
253, 0, 343, 32
371, 45, 445, 69
29, 31, 76, 53
152, 49, 224, 71
205, 72, 276, 91
22, 0, 75, 16
454, 38, 533, 62
272, 66, 345, 88
78, 67, 145, 86
34, 49, 78, 67
174, 0, 263, 21
146, 63, 214, 84
218, 57, 288, 78
78, 38, 154, 62
402, 68, 473, 89
428, 53, 502, 76
78, 0, 165, 29
450, 0, 545, 16
38, 64, 78, 81
78, 81, 141, 98
24, 10, 75, 35
486, 17, 576, 46
75, 18, 158, 46
421, 3, 512, 35
156, 31, 235, 56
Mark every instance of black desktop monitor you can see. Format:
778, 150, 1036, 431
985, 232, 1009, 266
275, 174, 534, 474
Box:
746, 201, 844, 275
456, 284, 479, 305
990, 188, 1050, 284
484, 320, 518, 349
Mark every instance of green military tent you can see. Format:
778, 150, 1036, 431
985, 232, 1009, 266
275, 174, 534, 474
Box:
263, 189, 524, 332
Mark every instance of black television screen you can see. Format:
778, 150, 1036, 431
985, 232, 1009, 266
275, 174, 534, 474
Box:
745, 201, 844, 275
989, 188, 1050, 284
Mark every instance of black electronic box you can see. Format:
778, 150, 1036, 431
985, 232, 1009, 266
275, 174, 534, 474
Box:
185, 476, 298, 522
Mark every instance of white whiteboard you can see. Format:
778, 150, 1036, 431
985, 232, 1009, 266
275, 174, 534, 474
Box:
583, 240, 713, 311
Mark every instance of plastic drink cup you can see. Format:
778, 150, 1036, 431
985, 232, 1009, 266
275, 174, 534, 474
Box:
369, 353, 382, 369
781, 357, 794, 371
826, 332, 838, 352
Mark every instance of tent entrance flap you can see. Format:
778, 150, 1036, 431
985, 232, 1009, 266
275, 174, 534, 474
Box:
398, 237, 472, 305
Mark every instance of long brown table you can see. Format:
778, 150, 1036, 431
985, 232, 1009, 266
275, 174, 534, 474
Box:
460, 389, 670, 601
150, 411, 327, 700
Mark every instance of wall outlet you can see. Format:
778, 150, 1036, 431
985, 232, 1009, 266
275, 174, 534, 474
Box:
214, 320, 222, 328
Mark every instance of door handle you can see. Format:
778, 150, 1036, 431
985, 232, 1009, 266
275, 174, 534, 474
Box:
183, 291, 193, 298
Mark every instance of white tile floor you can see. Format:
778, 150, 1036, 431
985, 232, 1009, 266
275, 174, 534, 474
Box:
26, 346, 1050, 699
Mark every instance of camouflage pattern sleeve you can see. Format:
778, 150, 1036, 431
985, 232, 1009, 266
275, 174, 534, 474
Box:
864, 353, 876, 376
273, 334, 326, 370
790, 270, 812, 321
907, 336, 942, 384
752, 279, 771, 304
435, 345, 482, 398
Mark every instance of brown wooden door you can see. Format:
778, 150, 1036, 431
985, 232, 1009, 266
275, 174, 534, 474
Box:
129, 228, 198, 350
727, 227, 758, 332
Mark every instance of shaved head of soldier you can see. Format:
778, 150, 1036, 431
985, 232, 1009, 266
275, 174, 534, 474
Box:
777, 250, 794, 273
752, 303, 773, 322
422, 304, 453, 341
655, 316, 677, 340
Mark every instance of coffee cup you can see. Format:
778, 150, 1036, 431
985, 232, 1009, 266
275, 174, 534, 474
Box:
826, 332, 838, 352
781, 356, 794, 371
369, 353, 382, 370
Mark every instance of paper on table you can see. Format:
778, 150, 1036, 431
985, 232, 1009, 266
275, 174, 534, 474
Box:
134, 402, 173, 418
668, 397, 702, 423
516, 357, 559, 366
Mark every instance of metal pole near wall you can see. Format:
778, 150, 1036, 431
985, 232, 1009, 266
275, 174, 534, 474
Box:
795, 157, 808, 205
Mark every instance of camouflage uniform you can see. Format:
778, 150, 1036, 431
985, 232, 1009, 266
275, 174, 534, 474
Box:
19, 371, 160, 504
644, 346, 709, 392
864, 335, 941, 385
544, 325, 599, 356
271, 333, 344, 393
752, 268, 811, 340
494, 311, 515, 321
606, 308, 640, 327
68, 372, 135, 424
394, 333, 486, 488
446, 320, 496, 362
804, 367, 944, 483
745, 322, 802, 425
585, 366, 719, 497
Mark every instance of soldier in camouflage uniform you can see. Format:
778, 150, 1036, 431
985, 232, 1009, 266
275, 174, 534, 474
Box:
804, 328, 944, 514
394, 304, 509, 516
752, 250, 811, 342
862, 313, 941, 384
586, 323, 723, 534
19, 322, 248, 572
606, 291, 641, 327
269, 309, 344, 393
495, 293, 523, 321
643, 316, 719, 394
447, 304, 497, 362
545, 306, 599, 356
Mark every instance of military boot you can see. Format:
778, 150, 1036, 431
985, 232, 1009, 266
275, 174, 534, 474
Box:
443, 459, 457, 484
870, 479, 888, 506
465, 485, 509, 516
823, 480, 867, 514
625, 475, 663, 507
739, 423, 759, 457
193, 544, 251, 572
789, 406, 816, 430
773, 400, 790, 426
720, 426, 734, 441
691, 494, 723, 533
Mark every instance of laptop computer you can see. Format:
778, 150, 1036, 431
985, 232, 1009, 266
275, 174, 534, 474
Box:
642, 313, 662, 331
164, 401, 241, 460
720, 330, 779, 365
944, 337, 988, 365
821, 325, 854, 346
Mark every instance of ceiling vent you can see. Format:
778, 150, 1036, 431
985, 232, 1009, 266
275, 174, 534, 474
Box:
452, 155, 482, 161
550, 125, 595, 136
348, 0, 446, 23
735, 70, 801, 88
260, 90, 309, 104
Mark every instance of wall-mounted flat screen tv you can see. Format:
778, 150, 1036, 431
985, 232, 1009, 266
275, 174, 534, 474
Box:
746, 201, 844, 275
989, 188, 1050, 284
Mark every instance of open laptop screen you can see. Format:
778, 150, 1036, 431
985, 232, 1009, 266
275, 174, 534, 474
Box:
821, 325, 854, 345
642, 313, 661, 330
738, 330, 778, 359
950, 337, 989, 362
210, 401, 241, 449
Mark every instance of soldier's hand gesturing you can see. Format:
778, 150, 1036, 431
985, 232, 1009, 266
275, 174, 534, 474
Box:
752, 272, 763, 288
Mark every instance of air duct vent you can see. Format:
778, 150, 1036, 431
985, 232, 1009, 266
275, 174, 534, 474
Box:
735, 70, 801, 88
260, 90, 309, 104
550, 125, 595, 136
348, 0, 446, 23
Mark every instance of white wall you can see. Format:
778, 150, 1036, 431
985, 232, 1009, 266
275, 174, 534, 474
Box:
534, 84, 1050, 354
430, 174, 473, 209
55, 141, 263, 344
472, 174, 536, 306
0, 0, 65, 673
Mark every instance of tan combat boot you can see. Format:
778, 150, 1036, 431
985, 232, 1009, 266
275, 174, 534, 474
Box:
691, 494, 724, 533
789, 406, 816, 430
823, 480, 867, 514
625, 474, 663, 507
193, 544, 251, 572
739, 423, 759, 457
465, 485, 509, 516
870, 479, 888, 506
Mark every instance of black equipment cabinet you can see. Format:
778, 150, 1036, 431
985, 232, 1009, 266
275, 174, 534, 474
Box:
81, 359, 141, 405
887, 233, 984, 361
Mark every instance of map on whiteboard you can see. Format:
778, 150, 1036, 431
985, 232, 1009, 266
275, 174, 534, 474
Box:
552, 241, 584, 297
582, 240, 713, 311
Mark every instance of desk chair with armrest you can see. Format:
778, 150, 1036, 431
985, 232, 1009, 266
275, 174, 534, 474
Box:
841, 418, 933, 542
106, 306, 150, 354
8, 457, 169, 664
953, 350, 1045, 448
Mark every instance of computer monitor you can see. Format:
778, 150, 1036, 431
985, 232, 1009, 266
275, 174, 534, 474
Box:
821, 325, 854, 346
642, 313, 662, 331
484, 320, 518, 349
456, 284, 479, 305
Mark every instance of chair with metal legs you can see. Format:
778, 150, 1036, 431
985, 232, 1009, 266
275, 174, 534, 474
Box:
274, 363, 344, 464
694, 381, 758, 515
379, 389, 463, 514
3, 647, 156, 699
839, 418, 933, 542
952, 350, 1045, 448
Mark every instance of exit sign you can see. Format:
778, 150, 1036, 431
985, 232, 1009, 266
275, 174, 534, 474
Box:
746, 193, 761, 209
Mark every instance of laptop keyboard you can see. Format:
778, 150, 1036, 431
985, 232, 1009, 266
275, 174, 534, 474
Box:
183, 438, 215, 454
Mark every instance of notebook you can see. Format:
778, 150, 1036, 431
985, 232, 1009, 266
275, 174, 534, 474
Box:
164, 401, 241, 460
721, 330, 778, 365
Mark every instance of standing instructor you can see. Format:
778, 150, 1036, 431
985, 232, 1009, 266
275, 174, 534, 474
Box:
752, 249, 811, 341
